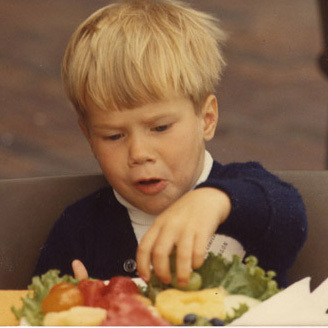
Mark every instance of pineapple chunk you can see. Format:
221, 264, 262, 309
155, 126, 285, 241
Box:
43, 306, 107, 326
155, 288, 227, 325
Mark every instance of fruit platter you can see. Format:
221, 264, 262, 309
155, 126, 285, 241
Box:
12, 252, 283, 326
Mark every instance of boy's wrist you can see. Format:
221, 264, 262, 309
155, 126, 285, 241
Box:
194, 187, 231, 225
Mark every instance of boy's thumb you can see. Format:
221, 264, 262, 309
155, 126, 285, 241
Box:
72, 259, 89, 280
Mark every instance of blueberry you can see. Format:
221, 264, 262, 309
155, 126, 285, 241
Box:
183, 314, 197, 325
209, 318, 225, 326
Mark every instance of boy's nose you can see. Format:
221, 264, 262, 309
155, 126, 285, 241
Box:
128, 135, 155, 166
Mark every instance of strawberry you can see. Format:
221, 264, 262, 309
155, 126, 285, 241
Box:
106, 276, 140, 296
78, 279, 108, 307
78, 276, 140, 310
101, 294, 170, 326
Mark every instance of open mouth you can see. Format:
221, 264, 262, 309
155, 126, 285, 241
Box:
138, 179, 161, 185
135, 179, 167, 195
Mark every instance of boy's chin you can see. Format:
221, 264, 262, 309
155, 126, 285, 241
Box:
140, 206, 165, 216
137, 200, 171, 216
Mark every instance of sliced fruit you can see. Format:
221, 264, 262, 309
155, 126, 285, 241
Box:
106, 276, 140, 295
155, 288, 227, 325
43, 306, 107, 326
42, 283, 84, 314
102, 293, 169, 326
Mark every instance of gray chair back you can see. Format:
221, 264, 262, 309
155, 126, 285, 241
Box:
275, 171, 328, 288
0, 174, 107, 289
0, 171, 327, 289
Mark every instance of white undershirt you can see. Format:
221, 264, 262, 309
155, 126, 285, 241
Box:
114, 150, 213, 243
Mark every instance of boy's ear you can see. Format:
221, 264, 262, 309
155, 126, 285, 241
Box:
201, 94, 218, 141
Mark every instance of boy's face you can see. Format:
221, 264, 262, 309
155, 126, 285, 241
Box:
81, 95, 218, 215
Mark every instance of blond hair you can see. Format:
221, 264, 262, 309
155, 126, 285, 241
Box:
62, 0, 226, 117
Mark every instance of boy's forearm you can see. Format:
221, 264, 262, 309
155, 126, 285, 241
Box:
195, 187, 232, 226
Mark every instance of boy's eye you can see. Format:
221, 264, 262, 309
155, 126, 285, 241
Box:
104, 134, 122, 141
152, 124, 171, 132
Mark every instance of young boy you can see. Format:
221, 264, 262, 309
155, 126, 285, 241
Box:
34, 0, 307, 287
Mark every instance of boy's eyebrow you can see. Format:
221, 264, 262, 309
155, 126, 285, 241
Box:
141, 112, 177, 124
91, 112, 177, 129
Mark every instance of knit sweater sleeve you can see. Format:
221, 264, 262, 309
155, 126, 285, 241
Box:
196, 161, 307, 285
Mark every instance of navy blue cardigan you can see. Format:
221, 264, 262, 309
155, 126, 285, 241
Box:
34, 161, 307, 287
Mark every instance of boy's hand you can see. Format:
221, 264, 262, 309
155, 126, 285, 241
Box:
72, 259, 89, 279
136, 187, 231, 286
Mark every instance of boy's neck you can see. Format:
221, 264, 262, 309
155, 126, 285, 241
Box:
191, 150, 214, 189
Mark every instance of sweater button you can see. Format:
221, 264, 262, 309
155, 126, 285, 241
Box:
123, 259, 137, 273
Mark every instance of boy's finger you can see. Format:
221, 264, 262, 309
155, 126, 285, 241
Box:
151, 239, 175, 284
192, 233, 209, 269
137, 227, 160, 281
176, 236, 193, 286
72, 259, 88, 279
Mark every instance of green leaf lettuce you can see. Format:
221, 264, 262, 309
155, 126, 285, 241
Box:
11, 270, 78, 326
195, 253, 281, 301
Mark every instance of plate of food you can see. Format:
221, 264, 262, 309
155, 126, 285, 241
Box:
12, 252, 282, 326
